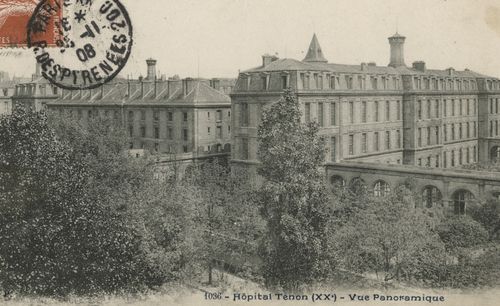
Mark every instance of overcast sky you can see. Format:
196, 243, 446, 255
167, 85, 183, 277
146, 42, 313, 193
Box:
3, 0, 500, 79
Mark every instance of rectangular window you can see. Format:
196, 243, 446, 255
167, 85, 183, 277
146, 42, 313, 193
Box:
217, 126, 222, 138
240, 103, 249, 126
466, 122, 470, 138
426, 156, 431, 167
491, 99, 494, 114
374, 101, 379, 122
418, 128, 422, 147
435, 99, 439, 118
444, 124, 448, 142
451, 123, 455, 140
466, 99, 470, 115
305, 103, 311, 123
397, 100, 401, 120
141, 110, 146, 121
346, 76, 353, 89
426, 126, 431, 145
216, 110, 222, 121
183, 112, 188, 122
262, 76, 268, 90
473, 122, 477, 137
417, 100, 422, 120
330, 76, 336, 89
168, 127, 173, 140
281, 75, 288, 89
396, 129, 401, 148
418, 158, 422, 167
436, 155, 440, 168
154, 127, 159, 139
241, 138, 249, 160
128, 125, 133, 137
385, 101, 390, 121
168, 112, 173, 121
362, 133, 367, 153
330, 103, 336, 126
459, 99, 463, 116
443, 152, 447, 168
348, 134, 354, 155
349, 102, 354, 123
451, 99, 455, 116
385, 131, 390, 150
140, 126, 146, 137
443, 99, 447, 117
207, 127, 211, 135
459, 148, 463, 165
331, 137, 336, 162
374, 132, 379, 151
183, 129, 188, 141
436, 126, 439, 144
473, 146, 477, 162
318, 75, 323, 89
318, 103, 324, 126
459, 123, 463, 139
466, 148, 470, 164
490, 121, 494, 137
304, 74, 310, 89
183, 145, 188, 153
451, 150, 455, 167
153, 110, 159, 122
361, 101, 367, 123
427, 100, 431, 119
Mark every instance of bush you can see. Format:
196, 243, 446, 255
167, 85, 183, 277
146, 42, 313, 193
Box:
0, 110, 164, 296
437, 216, 489, 252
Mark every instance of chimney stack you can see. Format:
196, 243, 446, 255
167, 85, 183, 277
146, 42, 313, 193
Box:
388, 33, 406, 68
262, 54, 279, 67
146, 58, 157, 80
412, 61, 426, 72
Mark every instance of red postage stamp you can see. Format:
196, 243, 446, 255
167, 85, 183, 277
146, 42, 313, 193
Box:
0, 0, 60, 47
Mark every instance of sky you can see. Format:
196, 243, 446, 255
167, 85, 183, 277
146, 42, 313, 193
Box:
3, 0, 500, 79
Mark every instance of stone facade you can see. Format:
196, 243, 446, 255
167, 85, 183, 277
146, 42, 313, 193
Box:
230, 33, 500, 178
12, 60, 236, 160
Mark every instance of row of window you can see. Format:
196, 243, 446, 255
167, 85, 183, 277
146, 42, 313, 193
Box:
489, 120, 500, 137
300, 73, 401, 91
413, 76, 477, 91
417, 98, 477, 120
129, 125, 190, 141
347, 130, 402, 155
417, 122, 477, 147
489, 98, 500, 114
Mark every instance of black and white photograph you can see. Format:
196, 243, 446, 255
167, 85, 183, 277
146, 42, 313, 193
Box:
0, 0, 499, 305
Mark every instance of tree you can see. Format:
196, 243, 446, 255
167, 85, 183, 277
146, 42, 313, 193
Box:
0, 109, 177, 296
182, 160, 265, 285
468, 199, 500, 241
257, 89, 331, 291
330, 184, 446, 284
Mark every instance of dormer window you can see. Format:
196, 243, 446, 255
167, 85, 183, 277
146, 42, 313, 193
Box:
281, 72, 290, 89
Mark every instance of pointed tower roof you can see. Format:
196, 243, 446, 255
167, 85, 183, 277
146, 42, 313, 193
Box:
302, 33, 328, 63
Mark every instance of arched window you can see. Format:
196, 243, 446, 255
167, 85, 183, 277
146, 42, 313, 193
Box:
330, 175, 346, 188
373, 180, 390, 197
452, 189, 474, 215
422, 186, 442, 208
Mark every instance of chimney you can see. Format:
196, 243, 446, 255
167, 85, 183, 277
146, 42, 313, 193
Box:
262, 54, 279, 67
388, 33, 406, 68
447, 67, 455, 76
146, 58, 157, 80
360, 62, 367, 71
412, 61, 426, 72
182, 78, 196, 96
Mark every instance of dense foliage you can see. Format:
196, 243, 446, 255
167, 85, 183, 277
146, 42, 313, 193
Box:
257, 89, 331, 290
0, 109, 160, 296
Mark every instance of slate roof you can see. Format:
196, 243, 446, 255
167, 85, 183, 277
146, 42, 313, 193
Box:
47, 79, 231, 107
243, 34, 497, 79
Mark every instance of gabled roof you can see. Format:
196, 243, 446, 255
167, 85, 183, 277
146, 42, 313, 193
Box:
303, 34, 328, 63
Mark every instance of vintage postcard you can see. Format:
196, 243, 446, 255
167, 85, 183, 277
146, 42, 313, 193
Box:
0, 0, 499, 305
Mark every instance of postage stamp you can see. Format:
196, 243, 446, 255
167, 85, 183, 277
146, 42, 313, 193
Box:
0, 0, 57, 47
27, 0, 133, 90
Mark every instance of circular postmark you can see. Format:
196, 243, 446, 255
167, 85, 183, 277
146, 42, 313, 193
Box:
27, 0, 133, 90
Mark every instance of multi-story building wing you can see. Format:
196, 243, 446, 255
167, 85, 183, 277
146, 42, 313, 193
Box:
231, 33, 500, 176
13, 59, 235, 160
